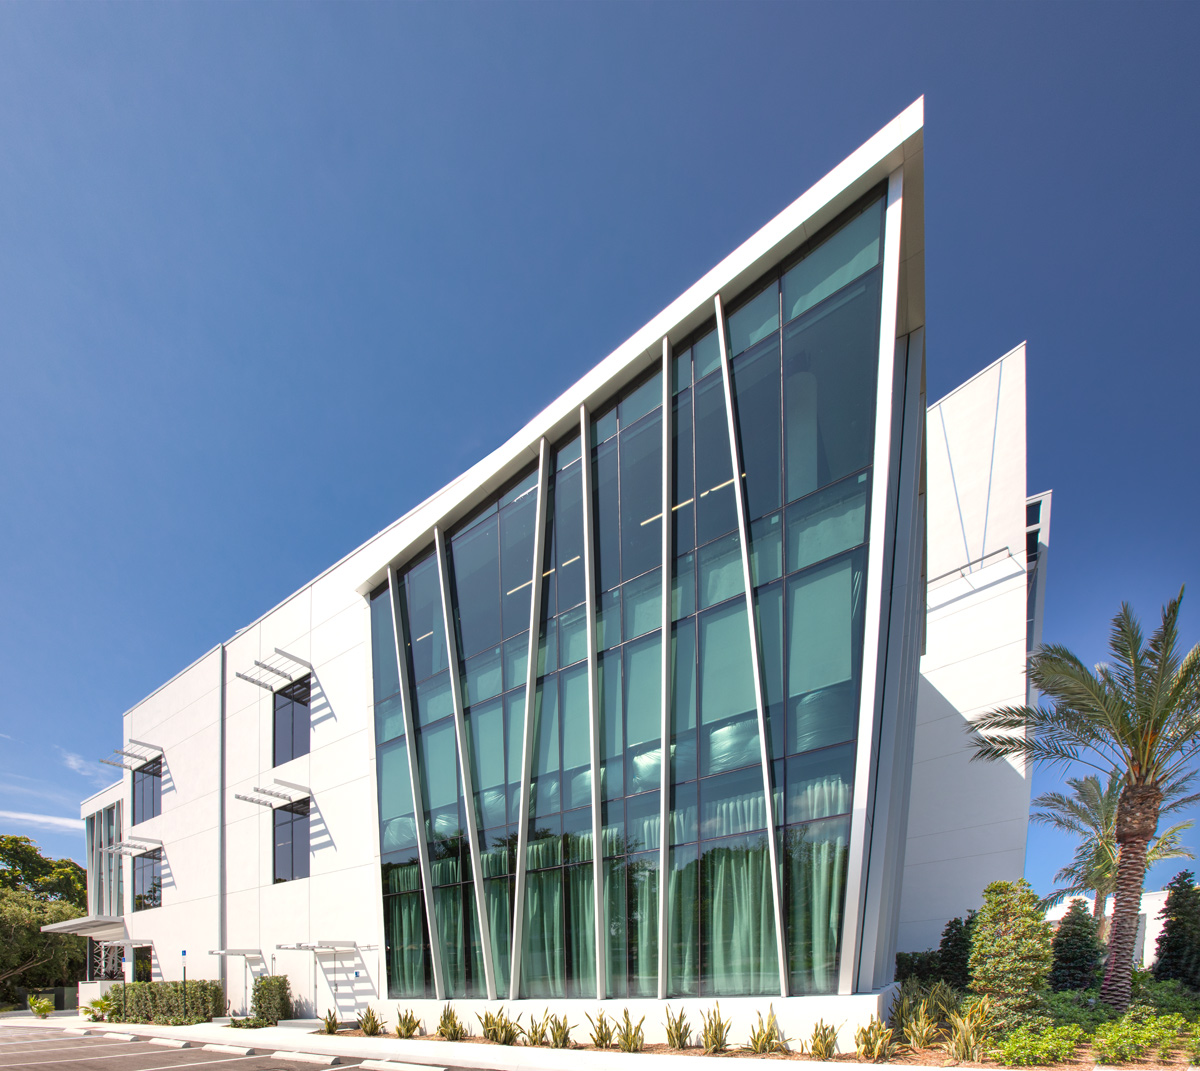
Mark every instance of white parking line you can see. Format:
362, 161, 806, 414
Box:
0, 1044, 135, 1057
1, 1054, 260, 1070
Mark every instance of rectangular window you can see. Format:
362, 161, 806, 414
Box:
132, 759, 162, 825
132, 850, 162, 911
273, 799, 311, 883
273, 676, 312, 767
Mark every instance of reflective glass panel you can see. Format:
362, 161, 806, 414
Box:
782, 198, 883, 324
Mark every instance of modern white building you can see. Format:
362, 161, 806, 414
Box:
896, 344, 1050, 953
46, 99, 1047, 1040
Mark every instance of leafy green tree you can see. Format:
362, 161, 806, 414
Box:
1153, 870, 1200, 989
0, 836, 87, 911
1049, 898, 1104, 991
1034, 771, 1195, 938
0, 888, 86, 994
968, 879, 1053, 1027
938, 910, 977, 990
969, 590, 1200, 1010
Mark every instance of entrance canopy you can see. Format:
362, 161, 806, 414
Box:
42, 915, 127, 942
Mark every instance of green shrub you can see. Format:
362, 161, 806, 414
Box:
807, 1019, 839, 1060
437, 1004, 465, 1041
357, 1007, 385, 1036
1049, 900, 1103, 992
547, 1013, 573, 1048
1035, 987, 1116, 1030
1155, 871, 1200, 990
927, 979, 965, 1021
1132, 975, 1200, 1019
108, 980, 225, 1023
895, 948, 941, 984
943, 997, 993, 1062
83, 994, 115, 1022
997, 1023, 1084, 1066
1092, 1016, 1151, 1062
968, 880, 1052, 1029
321, 1009, 339, 1034
663, 1004, 690, 1049
903, 999, 941, 1049
939, 910, 978, 991
251, 975, 291, 1025
394, 1007, 420, 1038
477, 1008, 520, 1045
744, 1005, 786, 1055
700, 1003, 731, 1054
615, 1009, 645, 1053
586, 1009, 614, 1049
854, 1016, 899, 1062
522, 1009, 550, 1047
27, 995, 53, 1019
228, 1017, 270, 1029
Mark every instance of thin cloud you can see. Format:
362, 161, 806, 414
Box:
0, 733, 11, 741
56, 747, 113, 787
0, 810, 84, 833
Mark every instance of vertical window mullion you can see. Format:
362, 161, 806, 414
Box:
715, 292, 789, 998
510, 438, 551, 999
434, 525, 497, 1001
388, 564, 445, 1000
580, 402, 606, 1001
657, 336, 672, 1000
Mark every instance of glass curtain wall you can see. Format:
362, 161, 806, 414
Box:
520, 437, 596, 997
668, 327, 778, 997
370, 583, 432, 998
592, 375, 664, 998
724, 193, 884, 994
445, 470, 539, 996
371, 191, 889, 1002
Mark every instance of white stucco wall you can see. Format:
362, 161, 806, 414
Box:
896, 343, 1034, 953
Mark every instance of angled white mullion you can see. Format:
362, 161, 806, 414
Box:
657, 337, 672, 1000
838, 165, 905, 996
386, 565, 446, 1000
715, 293, 789, 998
509, 438, 552, 999
580, 402, 607, 1001
433, 526, 497, 1001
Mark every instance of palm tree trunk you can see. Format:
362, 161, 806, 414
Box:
1100, 785, 1162, 1010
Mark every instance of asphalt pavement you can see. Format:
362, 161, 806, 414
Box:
0, 1024, 362, 1071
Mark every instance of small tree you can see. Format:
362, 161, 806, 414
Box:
938, 910, 977, 990
968, 880, 1053, 1027
1050, 899, 1103, 991
1154, 871, 1200, 989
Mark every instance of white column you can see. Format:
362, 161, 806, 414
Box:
509, 438, 552, 999
657, 336, 673, 1000
433, 527, 497, 1001
386, 565, 446, 1000
714, 293, 789, 998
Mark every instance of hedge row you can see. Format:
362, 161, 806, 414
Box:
110, 980, 225, 1023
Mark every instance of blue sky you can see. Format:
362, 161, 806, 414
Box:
1, 3, 1198, 912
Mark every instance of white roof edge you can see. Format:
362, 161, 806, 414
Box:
113, 97, 926, 722
928, 339, 1027, 410
80, 779, 125, 811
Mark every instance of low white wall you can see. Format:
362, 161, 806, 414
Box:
352, 990, 896, 1051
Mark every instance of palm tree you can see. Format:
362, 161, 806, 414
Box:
1034, 770, 1195, 938
969, 589, 1200, 1010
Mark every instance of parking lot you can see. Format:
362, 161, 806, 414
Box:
0, 1024, 362, 1071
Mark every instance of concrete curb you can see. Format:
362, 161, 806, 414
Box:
103, 1033, 137, 1041
268, 1052, 340, 1065
149, 1038, 192, 1048
202, 1043, 257, 1055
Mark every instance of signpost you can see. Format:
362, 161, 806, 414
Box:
182, 951, 187, 1020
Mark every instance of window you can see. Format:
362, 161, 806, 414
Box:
273, 799, 311, 883
274, 676, 312, 767
132, 850, 162, 911
132, 759, 162, 825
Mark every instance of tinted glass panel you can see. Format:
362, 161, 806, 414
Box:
782, 198, 883, 324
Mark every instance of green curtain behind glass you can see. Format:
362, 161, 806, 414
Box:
785, 818, 849, 993
384, 892, 426, 997
702, 837, 779, 994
